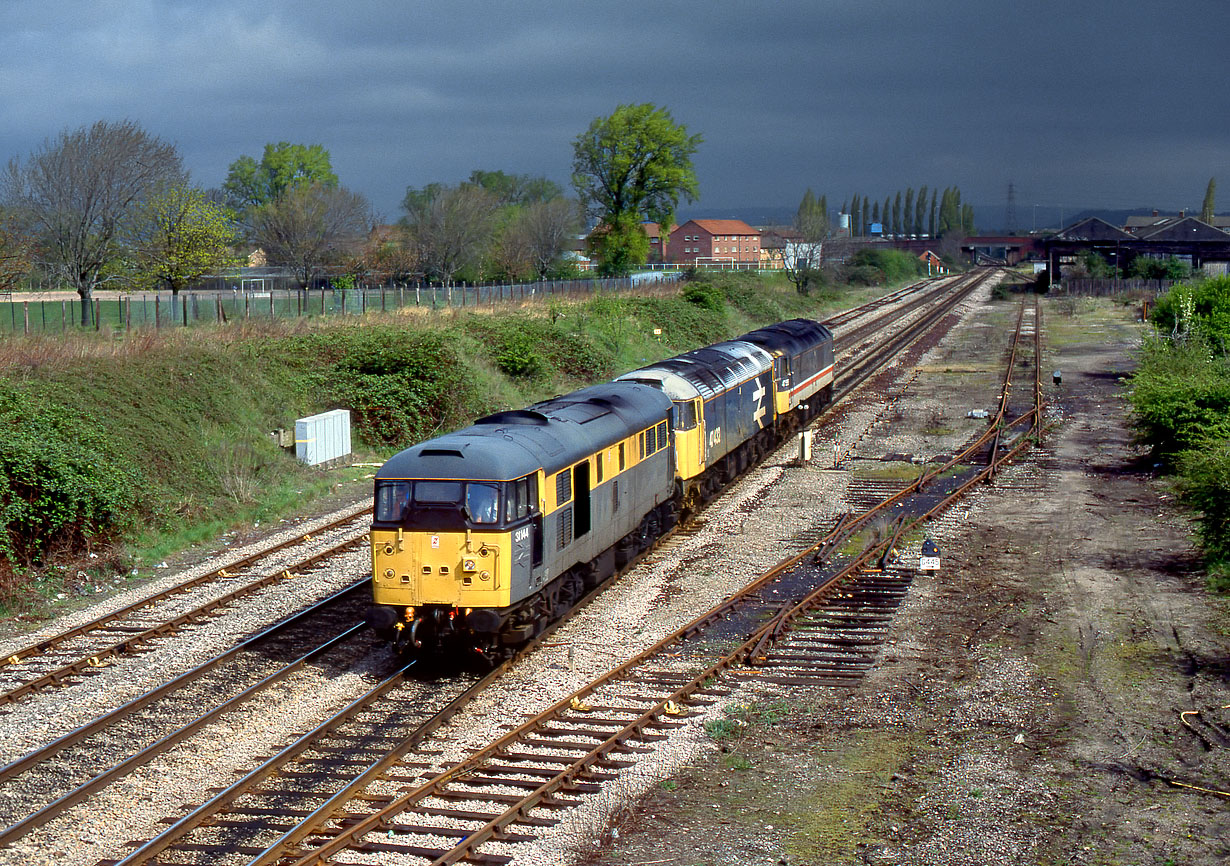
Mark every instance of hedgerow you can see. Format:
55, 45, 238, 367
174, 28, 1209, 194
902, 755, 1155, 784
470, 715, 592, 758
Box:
1130, 275, 1230, 589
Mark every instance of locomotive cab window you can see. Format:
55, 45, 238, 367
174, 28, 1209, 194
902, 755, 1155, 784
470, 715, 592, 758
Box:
464, 482, 500, 525
673, 399, 698, 430
375, 481, 411, 522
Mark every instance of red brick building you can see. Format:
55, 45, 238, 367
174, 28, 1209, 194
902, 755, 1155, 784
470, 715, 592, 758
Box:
667, 219, 761, 265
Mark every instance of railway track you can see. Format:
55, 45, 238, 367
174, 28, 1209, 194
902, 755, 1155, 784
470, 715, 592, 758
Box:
0, 580, 375, 846
82, 269, 1034, 866
0, 508, 371, 706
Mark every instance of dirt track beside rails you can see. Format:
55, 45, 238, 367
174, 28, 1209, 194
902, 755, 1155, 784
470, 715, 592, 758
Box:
576, 297, 1230, 866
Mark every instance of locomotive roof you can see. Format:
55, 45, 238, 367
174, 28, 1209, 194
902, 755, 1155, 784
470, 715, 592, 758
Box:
737, 318, 833, 355
618, 340, 773, 400
376, 381, 671, 482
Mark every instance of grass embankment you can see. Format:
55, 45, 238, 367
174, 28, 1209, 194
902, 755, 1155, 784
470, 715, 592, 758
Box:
1126, 275, 1230, 591
0, 271, 871, 616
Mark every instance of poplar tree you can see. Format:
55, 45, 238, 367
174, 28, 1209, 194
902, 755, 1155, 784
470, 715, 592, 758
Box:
893, 192, 902, 237
1202, 177, 1216, 222
862, 198, 870, 238
929, 189, 938, 238
915, 185, 928, 236
904, 188, 915, 237
851, 194, 861, 235
883, 198, 891, 234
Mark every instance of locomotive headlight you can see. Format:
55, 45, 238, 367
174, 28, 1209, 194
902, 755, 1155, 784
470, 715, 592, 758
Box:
462, 558, 478, 572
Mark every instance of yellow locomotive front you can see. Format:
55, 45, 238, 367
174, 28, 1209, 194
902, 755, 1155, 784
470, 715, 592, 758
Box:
370, 479, 512, 611
365, 454, 546, 660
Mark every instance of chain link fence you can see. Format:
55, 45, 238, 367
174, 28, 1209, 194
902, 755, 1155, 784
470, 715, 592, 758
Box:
1, 273, 684, 335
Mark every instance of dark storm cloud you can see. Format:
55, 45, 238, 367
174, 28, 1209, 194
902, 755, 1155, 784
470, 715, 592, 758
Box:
2, 1, 1227, 221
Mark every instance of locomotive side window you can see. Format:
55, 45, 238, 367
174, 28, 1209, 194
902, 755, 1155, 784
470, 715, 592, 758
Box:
515, 478, 529, 518
375, 481, 411, 522
656, 420, 668, 445
504, 483, 517, 523
595, 453, 604, 484
618, 443, 626, 471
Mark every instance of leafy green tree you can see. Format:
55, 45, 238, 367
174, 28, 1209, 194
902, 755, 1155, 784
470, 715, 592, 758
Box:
467, 170, 562, 206
961, 202, 976, 236
785, 189, 828, 295
862, 198, 870, 238
903, 188, 915, 236
850, 194, 861, 235
586, 214, 649, 278
883, 197, 891, 233
1201, 177, 1216, 223
892, 192, 902, 236
915, 185, 928, 237
871, 201, 880, 225
929, 188, 938, 238
572, 103, 701, 274
126, 183, 240, 294
938, 187, 961, 238
223, 142, 337, 210
1129, 255, 1191, 281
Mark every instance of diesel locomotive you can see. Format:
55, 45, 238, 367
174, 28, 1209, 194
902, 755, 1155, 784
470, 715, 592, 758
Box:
365, 318, 834, 664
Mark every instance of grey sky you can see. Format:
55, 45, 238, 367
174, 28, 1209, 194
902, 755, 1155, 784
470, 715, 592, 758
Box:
3, 1, 1227, 224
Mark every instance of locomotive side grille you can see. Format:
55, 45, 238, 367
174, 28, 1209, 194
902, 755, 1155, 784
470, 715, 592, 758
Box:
557, 506, 574, 550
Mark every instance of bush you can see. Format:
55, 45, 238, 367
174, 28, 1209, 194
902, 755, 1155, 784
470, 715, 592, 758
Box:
846, 248, 925, 285
0, 426, 139, 569
681, 281, 725, 313
495, 330, 544, 378
1176, 441, 1230, 565
1149, 276, 1230, 351
1129, 255, 1191, 281
1128, 339, 1230, 459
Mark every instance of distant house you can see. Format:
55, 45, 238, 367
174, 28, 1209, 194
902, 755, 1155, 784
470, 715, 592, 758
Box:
918, 250, 948, 274
642, 222, 675, 263
667, 219, 761, 265
757, 227, 800, 269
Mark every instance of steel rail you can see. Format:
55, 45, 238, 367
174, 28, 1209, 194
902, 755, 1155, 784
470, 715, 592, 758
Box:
0, 525, 370, 704
0, 618, 368, 847
822, 278, 938, 328
0, 579, 368, 787
0, 507, 370, 673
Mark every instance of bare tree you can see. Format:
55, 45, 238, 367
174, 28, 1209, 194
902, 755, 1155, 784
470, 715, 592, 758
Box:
403, 184, 499, 283
250, 183, 372, 287
520, 197, 582, 278
0, 211, 33, 292
3, 120, 184, 321
783, 196, 827, 295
